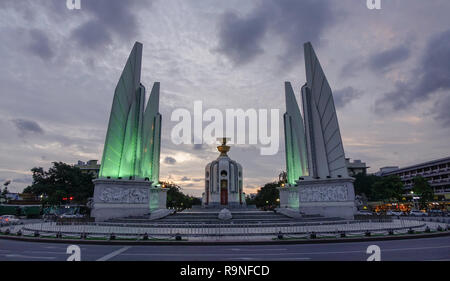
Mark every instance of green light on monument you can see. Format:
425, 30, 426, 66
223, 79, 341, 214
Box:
99, 42, 161, 184
284, 82, 309, 185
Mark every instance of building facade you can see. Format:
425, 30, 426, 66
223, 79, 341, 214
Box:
75, 160, 101, 178
345, 158, 368, 177
202, 138, 245, 208
379, 156, 450, 200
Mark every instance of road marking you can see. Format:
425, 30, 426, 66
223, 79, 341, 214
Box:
229, 248, 288, 251
97, 246, 131, 261
4, 254, 56, 260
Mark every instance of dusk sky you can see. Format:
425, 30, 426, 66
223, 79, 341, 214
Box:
1, 0, 449, 197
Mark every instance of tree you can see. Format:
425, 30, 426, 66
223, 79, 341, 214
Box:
412, 176, 434, 209
23, 162, 94, 206
353, 174, 380, 200
371, 175, 404, 202
254, 181, 280, 208
163, 181, 201, 209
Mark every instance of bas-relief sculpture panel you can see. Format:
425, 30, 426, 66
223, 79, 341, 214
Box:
299, 185, 349, 202
99, 187, 149, 204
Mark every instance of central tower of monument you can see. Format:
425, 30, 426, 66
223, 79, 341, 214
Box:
202, 138, 246, 208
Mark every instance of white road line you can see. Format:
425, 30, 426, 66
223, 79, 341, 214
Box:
97, 246, 131, 261
229, 248, 288, 251
4, 254, 56, 260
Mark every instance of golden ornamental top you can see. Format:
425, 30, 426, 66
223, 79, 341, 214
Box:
217, 137, 231, 156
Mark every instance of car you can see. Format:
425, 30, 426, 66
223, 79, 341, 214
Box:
428, 209, 445, 217
59, 213, 84, 219
356, 210, 373, 216
386, 210, 403, 216
1, 215, 20, 225
409, 210, 427, 217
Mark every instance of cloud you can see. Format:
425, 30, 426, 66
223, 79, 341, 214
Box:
70, 0, 152, 50
216, 0, 334, 67
333, 87, 363, 109
368, 45, 411, 73
12, 176, 32, 184
27, 29, 55, 60
340, 45, 411, 77
11, 119, 44, 136
180, 176, 190, 181
375, 29, 450, 126
216, 11, 268, 65
164, 156, 177, 165
433, 95, 450, 127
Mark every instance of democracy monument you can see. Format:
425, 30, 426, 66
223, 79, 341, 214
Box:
10, 41, 439, 242
90, 40, 355, 221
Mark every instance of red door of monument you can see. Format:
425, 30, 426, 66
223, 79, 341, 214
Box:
220, 188, 228, 205
220, 180, 228, 205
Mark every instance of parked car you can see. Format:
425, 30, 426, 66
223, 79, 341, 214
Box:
59, 213, 84, 219
356, 210, 373, 216
387, 210, 403, 216
409, 210, 427, 217
0, 215, 20, 225
428, 209, 445, 217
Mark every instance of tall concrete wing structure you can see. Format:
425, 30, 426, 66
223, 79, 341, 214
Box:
279, 42, 355, 219
99, 42, 143, 179
140, 82, 161, 183
302, 42, 348, 179
283, 82, 309, 185
92, 42, 167, 221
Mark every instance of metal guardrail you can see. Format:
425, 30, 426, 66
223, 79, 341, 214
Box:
16, 218, 432, 239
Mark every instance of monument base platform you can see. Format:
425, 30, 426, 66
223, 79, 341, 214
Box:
297, 177, 356, 220
91, 179, 167, 222
279, 177, 356, 220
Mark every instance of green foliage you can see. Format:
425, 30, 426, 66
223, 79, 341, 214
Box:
353, 174, 379, 199
23, 162, 94, 206
253, 181, 280, 208
371, 175, 404, 202
163, 181, 201, 209
354, 174, 404, 202
412, 176, 434, 209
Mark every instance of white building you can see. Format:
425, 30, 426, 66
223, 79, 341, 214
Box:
202, 138, 245, 208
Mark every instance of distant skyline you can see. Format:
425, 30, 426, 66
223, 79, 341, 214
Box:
1, 0, 450, 197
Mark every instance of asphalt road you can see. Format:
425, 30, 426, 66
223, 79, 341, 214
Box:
0, 236, 449, 261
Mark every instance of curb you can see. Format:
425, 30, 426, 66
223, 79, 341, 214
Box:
0, 230, 449, 246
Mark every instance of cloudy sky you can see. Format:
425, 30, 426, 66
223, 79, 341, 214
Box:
0, 0, 449, 197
